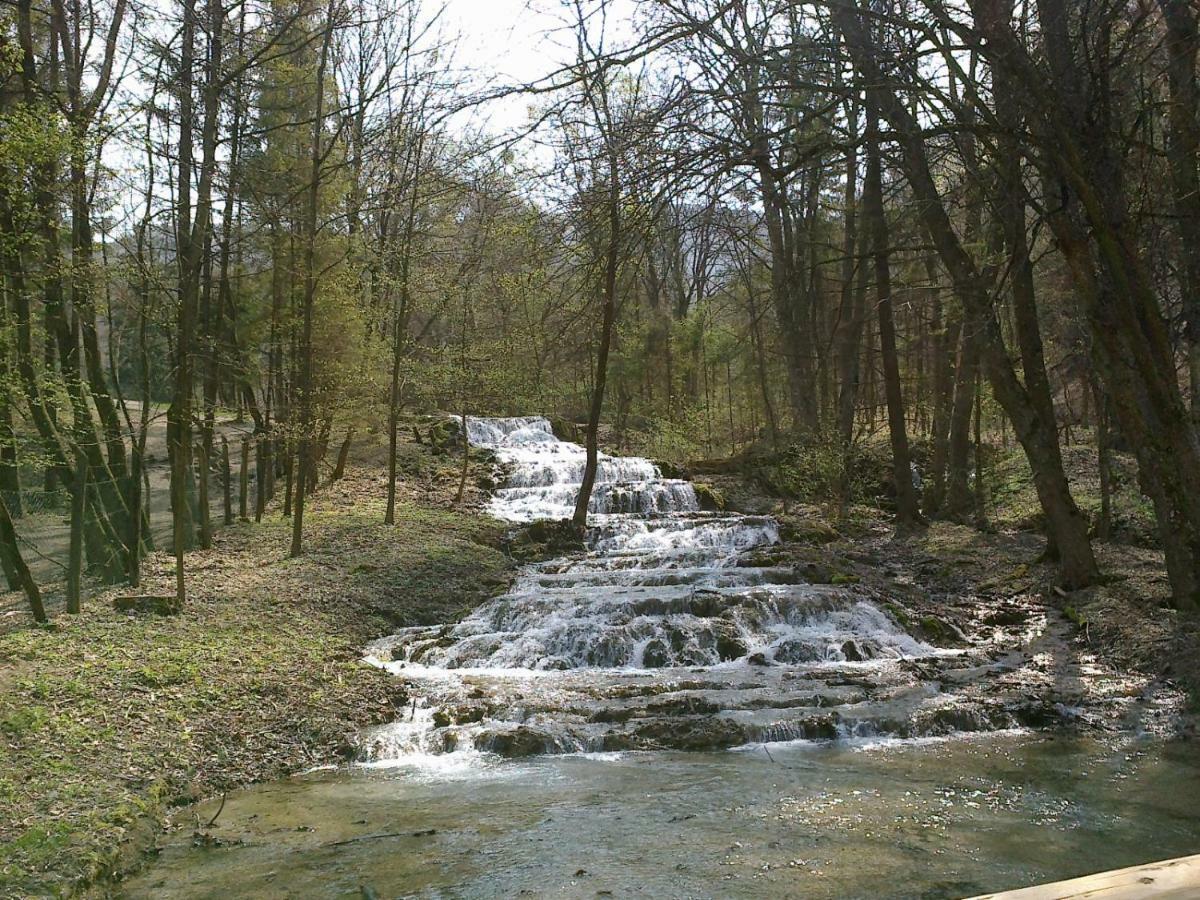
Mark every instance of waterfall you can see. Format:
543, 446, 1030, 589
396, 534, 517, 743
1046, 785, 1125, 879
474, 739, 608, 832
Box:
465, 416, 698, 521
362, 416, 978, 764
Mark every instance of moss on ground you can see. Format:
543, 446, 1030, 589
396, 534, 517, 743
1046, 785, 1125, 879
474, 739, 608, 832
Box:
984, 443, 1156, 543
0, 458, 510, 898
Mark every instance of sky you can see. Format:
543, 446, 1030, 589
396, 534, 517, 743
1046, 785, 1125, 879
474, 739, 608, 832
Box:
442, 0, 640, 135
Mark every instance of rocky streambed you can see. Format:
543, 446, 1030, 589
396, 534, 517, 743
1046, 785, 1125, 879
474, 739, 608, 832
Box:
358, 417, 1182, 764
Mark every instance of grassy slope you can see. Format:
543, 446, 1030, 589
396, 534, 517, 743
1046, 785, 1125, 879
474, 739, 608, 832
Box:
0, 455, 510, 898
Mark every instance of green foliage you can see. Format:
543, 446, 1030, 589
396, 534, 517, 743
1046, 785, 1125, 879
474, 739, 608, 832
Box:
754, 437, 844, 501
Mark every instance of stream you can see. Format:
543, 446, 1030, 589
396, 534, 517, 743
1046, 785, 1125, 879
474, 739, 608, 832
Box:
126, 417, 1200, 898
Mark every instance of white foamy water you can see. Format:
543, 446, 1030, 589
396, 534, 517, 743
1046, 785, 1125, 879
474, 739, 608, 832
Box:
363, 417, 961, 766
465, 416, 698, 521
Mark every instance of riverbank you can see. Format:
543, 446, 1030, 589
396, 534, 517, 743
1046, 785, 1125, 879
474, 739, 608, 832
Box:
0, 451, 512, 898
694, 439, 1199, 731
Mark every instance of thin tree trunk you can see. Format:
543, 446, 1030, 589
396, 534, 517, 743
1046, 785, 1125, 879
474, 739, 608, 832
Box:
290, 0, 337, 558
332, 429, 353, 482
0, 495, 44, 622
221, 435, 233, 525
255, 438, 267, 523
66, 450, 87, 614
574, 152, 622, 528
1092, 379, 1113, 541
239, 437, 250, 521
863, 105, 920, 527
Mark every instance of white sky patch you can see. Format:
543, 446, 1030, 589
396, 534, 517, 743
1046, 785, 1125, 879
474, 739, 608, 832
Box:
442, 0, 640, 137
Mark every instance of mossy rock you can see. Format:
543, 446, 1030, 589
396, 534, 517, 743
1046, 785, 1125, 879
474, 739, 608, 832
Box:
914, 615, 968, 647
883, 602, 913, 630
653, 459, 690, 480
547, 416, 578, 442
777, 514, 839, 545
428, 418, 463, 452
693, 482, 726, 511
505, 518, 586, 561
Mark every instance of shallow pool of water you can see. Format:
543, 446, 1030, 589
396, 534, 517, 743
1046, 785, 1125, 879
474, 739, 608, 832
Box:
127, 732, 1200, 899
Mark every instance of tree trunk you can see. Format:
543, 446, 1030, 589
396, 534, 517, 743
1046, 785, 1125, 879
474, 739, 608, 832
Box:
833, 0, 1098, 587
197, 440, 212, 550
1157, 0, 1200, 426
332, 429, 353, 482
239, 437, 250, 521
67, 451, 87, 614
291, 0, 337, 558
574, 152, 622, 528
221, 436, 233, 526
863, 104, 920, 527
0, 495, 44, 623
255, 438, 267, 523
989, 16, 1097, 580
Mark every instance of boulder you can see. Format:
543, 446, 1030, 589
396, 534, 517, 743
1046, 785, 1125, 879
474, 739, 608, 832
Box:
477, 726, 552, 758
693, 482, 727, 511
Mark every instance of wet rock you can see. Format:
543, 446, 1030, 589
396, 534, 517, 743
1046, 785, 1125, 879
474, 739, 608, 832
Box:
589, 707, 635, 724
624, 717, 749, 751
915, 615, 969, 647
689, 591, 731, 618
715, 633, 748, 662
438, 703, 487, 726
645, 696, 721, 717
1007, 699, 1073, 729
798, 561, 837, 584
914, 704, 1014, 736
841, 640, 865, 662
546, 415, 578, 442
983, 606, 1028, 627
747, 652, 772, 666
476, 465, 505, 491
642, 639, 671, 668
798, 715, 842, 740
736, 549, 791, 568
478, 726, 553, 758
506, 519, 586, 561
652, 459, 689, 480
772, 640, 823, 664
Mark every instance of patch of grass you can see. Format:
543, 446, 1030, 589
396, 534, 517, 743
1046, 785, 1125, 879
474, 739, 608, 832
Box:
0, 457, 512, 898
984, 442, 1157, 545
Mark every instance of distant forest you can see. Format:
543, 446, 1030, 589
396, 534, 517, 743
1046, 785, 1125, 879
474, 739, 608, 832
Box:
2, 0, 1199, 607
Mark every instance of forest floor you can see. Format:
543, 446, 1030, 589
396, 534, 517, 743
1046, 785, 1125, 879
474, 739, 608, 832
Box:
0, 431, 512, 899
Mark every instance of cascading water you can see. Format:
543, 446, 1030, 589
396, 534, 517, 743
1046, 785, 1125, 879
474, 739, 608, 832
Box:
361, 418, 1055, 764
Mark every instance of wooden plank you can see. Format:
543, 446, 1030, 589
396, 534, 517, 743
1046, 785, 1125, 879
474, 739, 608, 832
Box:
969, 854, 1200, 899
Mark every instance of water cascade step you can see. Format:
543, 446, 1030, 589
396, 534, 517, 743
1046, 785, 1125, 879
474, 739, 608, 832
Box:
362, 417, 1082, 764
